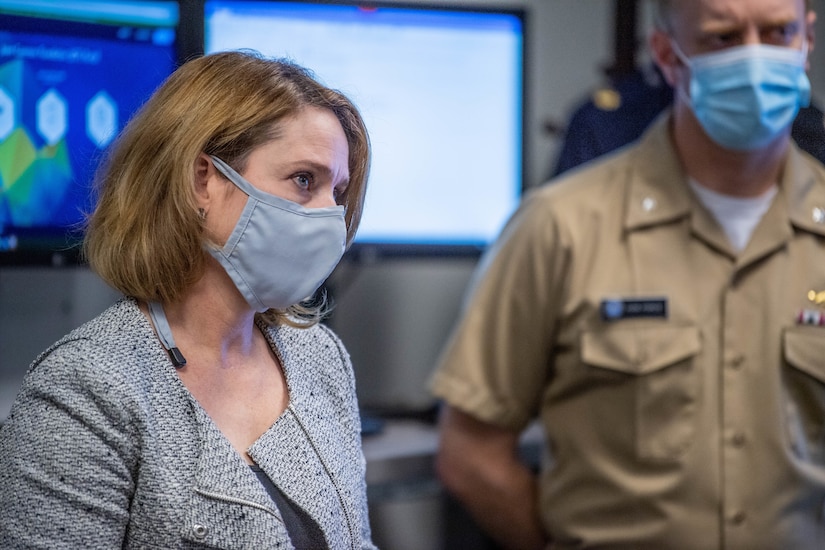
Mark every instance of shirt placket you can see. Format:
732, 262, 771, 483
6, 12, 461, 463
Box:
720, 268, 752, 545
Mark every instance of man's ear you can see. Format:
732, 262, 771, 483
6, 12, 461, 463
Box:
805, 9, 816, 71
649, 29, 680, 89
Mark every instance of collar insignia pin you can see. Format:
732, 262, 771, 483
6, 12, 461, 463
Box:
808, 290, 825, 305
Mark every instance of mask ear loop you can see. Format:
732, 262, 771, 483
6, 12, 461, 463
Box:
670, 40, 692, 66
799, 34, 810, 61
667, 38, 695, 109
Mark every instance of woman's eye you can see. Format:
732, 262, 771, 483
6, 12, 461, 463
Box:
293, 173, 312, 190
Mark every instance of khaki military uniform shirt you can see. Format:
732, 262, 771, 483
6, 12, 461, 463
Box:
431, 115, 825, 549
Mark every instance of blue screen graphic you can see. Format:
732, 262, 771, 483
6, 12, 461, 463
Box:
0, 1, 178, 258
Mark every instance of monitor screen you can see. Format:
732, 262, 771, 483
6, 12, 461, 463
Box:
0, 0, 179, 265
205, 0, 524, 255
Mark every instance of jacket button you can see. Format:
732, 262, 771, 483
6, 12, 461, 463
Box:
192, 523, 208, 540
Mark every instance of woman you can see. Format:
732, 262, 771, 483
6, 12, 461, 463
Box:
0, 51, 375, 549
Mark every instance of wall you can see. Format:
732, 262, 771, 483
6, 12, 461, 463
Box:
0, 268, 121, 417
3, 0, 825, 419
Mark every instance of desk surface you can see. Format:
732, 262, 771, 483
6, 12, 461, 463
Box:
362, 419, 441, 486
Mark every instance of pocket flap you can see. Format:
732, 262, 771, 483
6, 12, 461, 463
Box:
582, 324, 701, 375
784, 328, 825, 383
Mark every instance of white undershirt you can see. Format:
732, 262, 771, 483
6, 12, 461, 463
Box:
688, 179, 778, 253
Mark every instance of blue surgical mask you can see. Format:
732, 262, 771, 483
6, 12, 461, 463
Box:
672, 40, 811, 151
207, 155, 346, 312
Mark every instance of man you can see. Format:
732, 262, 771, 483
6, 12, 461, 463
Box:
430, 0, 825, 548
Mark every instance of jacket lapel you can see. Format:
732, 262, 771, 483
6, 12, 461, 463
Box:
249, 323, 357, 550
183, 402, 289, 549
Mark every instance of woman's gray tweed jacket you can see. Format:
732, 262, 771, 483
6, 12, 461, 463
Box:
0, 297, 377, 549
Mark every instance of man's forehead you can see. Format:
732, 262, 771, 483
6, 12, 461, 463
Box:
673, 0, 805, 21
666, 0, 805, 34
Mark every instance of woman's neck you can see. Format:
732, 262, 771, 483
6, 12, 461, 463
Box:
150, 262, 261, 368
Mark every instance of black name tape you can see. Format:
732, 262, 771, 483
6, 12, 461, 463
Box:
600, 297, 668, 321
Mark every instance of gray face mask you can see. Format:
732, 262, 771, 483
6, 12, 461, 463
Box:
207, 155, 346, 312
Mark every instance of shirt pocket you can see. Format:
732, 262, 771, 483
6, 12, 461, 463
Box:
581, 324, 701, 461
783, 328, 825, 464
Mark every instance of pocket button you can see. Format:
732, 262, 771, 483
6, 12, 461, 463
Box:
729, 511, 746, 526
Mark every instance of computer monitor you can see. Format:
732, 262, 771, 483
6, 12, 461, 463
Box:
204, 0, 525, 256
0, 0, 179, 265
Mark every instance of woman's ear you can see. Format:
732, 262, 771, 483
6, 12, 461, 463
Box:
193, 153, 214, 209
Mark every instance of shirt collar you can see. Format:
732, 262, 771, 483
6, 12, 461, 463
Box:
623, 113, 693, 232
623, 112, 825, 240
782, 144, 825, 238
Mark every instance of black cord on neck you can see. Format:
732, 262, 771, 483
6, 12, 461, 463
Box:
168, 347, 187, 368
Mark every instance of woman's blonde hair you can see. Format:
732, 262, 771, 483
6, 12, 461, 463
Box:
83, 50, 370, 326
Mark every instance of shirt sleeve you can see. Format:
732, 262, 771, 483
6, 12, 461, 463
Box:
0, 338, 138, 548
430, 190, 569, 430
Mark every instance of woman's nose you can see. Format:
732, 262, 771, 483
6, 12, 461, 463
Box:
307, 191, 337, 209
